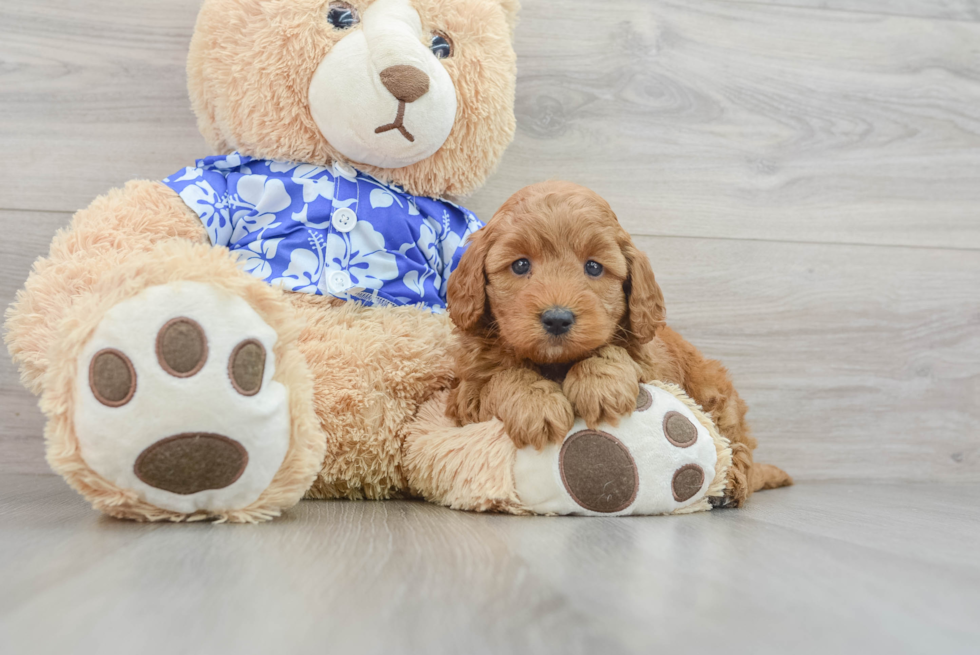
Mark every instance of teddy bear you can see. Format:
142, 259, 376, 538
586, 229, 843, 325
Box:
5, 0, 731, 522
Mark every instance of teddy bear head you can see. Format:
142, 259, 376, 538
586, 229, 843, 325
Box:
188, 0, 519, 198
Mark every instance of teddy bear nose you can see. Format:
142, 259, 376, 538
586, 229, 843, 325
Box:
541, 307, 576, 336
380, 65, 430, 103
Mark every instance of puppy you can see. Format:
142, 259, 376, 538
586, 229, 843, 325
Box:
446, 181, 791, 507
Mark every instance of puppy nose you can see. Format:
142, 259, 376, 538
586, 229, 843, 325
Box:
541, 307, 576, 336
380, 65, 430, 103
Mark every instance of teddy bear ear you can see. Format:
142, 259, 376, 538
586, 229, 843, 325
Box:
499, 0, 520, 38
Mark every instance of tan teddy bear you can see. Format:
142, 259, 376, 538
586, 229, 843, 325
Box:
5, 0, 734, 522
5, 0, 521, 521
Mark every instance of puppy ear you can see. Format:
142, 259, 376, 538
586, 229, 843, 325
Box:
448, 226, 493, 333
622, 240, 666, 344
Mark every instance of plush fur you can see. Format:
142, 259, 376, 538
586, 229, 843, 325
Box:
293, 297, 458, 500
403, 390, 528, 513
6, 181, 210, 395
446, 181, 792, 507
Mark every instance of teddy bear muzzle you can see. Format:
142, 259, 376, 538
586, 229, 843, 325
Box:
307, 0, 458, 168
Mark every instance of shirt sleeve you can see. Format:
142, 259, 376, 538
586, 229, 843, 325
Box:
161, 166, 233, 247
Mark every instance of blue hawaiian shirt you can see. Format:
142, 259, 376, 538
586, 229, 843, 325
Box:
162, 154, 483, 311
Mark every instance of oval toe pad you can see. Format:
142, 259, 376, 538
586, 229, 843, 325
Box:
559, 430, 639, 514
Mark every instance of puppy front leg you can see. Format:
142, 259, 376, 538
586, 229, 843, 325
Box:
563, 345, 642, 429
481, 368, 575, 450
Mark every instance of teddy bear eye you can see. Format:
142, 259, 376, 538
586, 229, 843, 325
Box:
585, 261, 604, 277
327, 2, 359, 30
430, 33, 453, 59
511, 258, 531, 275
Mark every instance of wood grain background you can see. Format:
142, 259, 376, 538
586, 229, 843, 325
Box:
1, 0, 978, 481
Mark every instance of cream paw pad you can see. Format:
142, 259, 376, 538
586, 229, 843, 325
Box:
73, 282, 292, 516
513, 382, 732, 516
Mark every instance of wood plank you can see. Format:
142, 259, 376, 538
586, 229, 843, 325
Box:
1, 475, 978, 654
728, 0, 980, 22
2, 0, 979, 251
0, 0, 207, 211
470, 0, 980, 248
0, 476, 627, 654
495, 483, 980, 653
637, 234, 980, 483
0, 211, 66, 476
744, 480, 980, 570
468, 0, 980, 249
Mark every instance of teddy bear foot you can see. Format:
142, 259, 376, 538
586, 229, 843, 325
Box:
74, 281, 294, 516
405, 383, 733, 517
512, 383, 733, 516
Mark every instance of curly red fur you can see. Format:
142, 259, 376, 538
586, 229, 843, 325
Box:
446, 181, 791, 506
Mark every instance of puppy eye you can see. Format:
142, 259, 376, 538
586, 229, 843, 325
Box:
511, 258, 531, 275
327, 2, 359, 29
431, 32, 453, 59
585, 261, 604, 277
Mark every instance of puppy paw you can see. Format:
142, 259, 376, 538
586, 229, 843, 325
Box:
563, 346, 641, 428
446, 381, 482, 426
503, 390, 575, 450
719, 458, 751, 509
477, 368, 574, 450
496, 379, 574, 450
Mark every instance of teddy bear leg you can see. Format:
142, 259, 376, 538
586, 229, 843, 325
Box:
404, 383, 732, 517
509, 383, 731, 516
283, 302, 459, 502
403, 391, 530, 514
6, 180, 210, 396
37, 240, 325, 522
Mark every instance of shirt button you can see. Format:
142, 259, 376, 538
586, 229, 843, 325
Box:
332, 208, 357, 233
333, 161, 357, 179
327, 270, 353, 294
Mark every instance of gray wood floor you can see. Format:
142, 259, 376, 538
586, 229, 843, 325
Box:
0, 475, 977, 655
